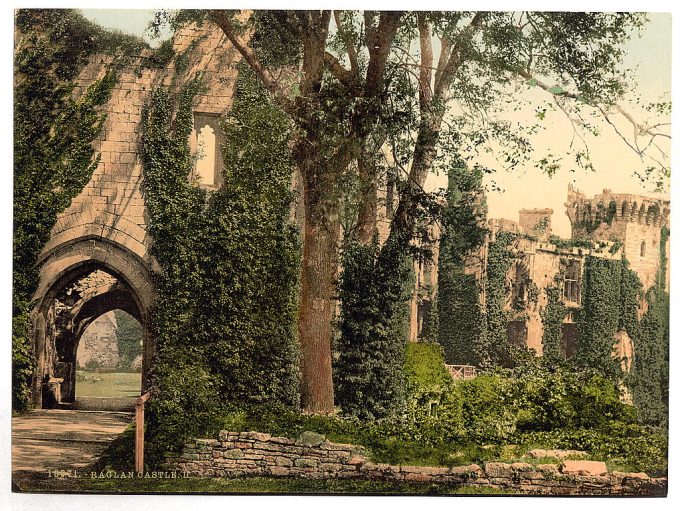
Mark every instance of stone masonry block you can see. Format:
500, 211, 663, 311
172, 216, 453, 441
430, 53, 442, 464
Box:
294, 458, 318, 469
485, 462, 513, 479
241, 432, 271, 442
561, 460, 608, 477
296, 431, 326, 447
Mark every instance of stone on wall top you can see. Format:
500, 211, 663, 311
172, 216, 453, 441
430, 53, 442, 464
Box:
296, 431, 326, 447
561, 460, 608, 477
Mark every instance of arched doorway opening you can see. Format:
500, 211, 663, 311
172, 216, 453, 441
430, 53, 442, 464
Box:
36, 267, 148, 410
31, 236, 156, 410
75, 308, 143, 409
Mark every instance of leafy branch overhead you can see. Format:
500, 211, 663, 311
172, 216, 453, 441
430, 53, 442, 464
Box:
176, 10, 668, 186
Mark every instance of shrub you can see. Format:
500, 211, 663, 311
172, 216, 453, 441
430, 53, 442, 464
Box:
146, 362, 223, 467
519, 423, 667, 476
454, 374, 520, 443
404, 342, 452, 394
198, 362, 663, 474
335, 239, 413, 420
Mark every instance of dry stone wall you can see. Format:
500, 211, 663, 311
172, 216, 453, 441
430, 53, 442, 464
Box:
164, 431, 667, 496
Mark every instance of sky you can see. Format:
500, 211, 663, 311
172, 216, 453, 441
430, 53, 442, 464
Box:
80, 9, 672, 238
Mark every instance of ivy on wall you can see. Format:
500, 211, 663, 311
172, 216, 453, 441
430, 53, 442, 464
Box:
540, 282, 568, 363
573, 257, 626, 378
419, 293, 439, 345
437, 163, 487, 366
438, 268, 484, 365
141, 68, 301, 465
481, 231, 517, 367
630, 227, 669, 426
13, 9, 127, 410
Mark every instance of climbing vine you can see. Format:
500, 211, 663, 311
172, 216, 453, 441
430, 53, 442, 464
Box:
438, 268, 484, 365
437, 163, 487, 365
573, 257, 624, 378
419, 293, 439, 345
630, 227, 669, 426
481, 231, 517, 367
569, 254, 647, 387
141, 68, 301, 465
13, 9, 126, 410
540, 281, 568, 363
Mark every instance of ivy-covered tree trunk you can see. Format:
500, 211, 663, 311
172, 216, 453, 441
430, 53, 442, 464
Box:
354, 150, 378, 245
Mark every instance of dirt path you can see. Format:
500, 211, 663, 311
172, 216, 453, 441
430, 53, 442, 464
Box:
12, 409, 133, 475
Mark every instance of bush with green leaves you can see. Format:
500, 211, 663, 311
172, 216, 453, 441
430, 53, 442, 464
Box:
403, 342, 452, 394
519, 422, 667, 476
508, 363, 636, 432
210, 358, 665, 474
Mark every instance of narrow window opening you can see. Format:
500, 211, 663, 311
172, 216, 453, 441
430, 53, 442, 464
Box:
195, 124, 216, 187
563, 261, 581, 304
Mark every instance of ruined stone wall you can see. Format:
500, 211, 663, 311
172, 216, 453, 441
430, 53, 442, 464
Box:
518, 208, 553, 241
163, 431, 667, 496
76, 311, 119, 369
565, 184, 669, 292
28, 21, 245, 407
37, 21, 243, 295
501, 236, 622, 356
625, 221, 662, 291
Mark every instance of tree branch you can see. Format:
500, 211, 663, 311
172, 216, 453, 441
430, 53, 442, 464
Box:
418, 14, 433, 105
324, 51, 357, 89
333, 10, 359, 77
210, 10, 294, 113
434, 35, 452, 91
299, 11, 332, 98
517, 68, 670, 171
364, 11, 404, 98
434, 13, 485, 99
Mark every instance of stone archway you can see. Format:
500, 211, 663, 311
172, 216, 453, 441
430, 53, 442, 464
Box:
31, 236, 156, 409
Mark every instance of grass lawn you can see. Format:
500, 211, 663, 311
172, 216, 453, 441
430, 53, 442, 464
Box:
76, 371, 141, 398
13, 473, 511, 495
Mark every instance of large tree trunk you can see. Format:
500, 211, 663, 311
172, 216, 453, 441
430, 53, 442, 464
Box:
298, 216, 339, 412
298, 178, 341, 412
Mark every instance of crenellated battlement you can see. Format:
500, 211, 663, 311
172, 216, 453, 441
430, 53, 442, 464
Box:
564, 184, 669, 292
566, 184, 669, 234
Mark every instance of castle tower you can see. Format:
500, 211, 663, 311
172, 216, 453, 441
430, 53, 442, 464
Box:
565, 184, 670, 291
